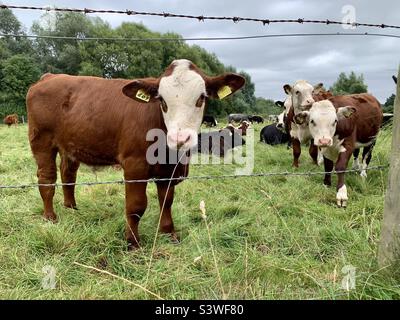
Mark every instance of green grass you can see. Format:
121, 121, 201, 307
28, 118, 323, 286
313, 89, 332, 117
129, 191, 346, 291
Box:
0, 123, 398, 300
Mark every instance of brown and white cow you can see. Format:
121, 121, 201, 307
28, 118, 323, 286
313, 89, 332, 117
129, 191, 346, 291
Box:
27, 59, 245, 248
280, 81, 332, 167
3, 114, 19, 127
295, 94, 382, 207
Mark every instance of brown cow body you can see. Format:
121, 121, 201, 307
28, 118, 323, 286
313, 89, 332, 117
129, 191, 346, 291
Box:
27, 60, 245, 248
285, 90, 333, 167
3, 114, 18, 127
295, 93, 382, 206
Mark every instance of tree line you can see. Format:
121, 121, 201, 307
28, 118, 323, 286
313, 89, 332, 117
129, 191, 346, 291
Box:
0, 9, 262, 120
0, 8, 395, 120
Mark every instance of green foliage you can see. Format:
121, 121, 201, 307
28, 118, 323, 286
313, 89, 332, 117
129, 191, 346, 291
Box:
330, 71, 368, 95
0, 54, 41, 119
382, 94, 395, 113
255, 97, 282, 116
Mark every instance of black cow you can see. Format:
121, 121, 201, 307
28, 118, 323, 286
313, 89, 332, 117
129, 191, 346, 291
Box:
228, 113, 249, 123
275, 101, 285, 108
197, 128, 245, 157
202, 115, 218, 127
249, 115, 264, 123
260, 124, 290, 146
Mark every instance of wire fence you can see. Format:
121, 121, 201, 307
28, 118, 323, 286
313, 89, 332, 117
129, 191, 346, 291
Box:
1, 32, 400, 42
1, 4, 400, 30
0, 165, 388, 190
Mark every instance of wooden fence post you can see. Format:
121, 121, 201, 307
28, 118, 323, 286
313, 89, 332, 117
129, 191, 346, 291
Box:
378, 66, 400, 269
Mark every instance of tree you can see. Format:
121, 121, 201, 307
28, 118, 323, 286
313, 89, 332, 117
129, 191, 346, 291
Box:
330, 71, 368, 95
0, 54, 41, 118
383, 94, 396, 113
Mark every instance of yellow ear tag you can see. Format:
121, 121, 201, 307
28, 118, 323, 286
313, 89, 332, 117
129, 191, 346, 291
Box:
136, 89, 151, 102
217, 85, 232, 100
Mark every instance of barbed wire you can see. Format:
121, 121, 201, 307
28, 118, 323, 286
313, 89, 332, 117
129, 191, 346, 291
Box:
1, 32, 400, 42
1, 4, 399, 30
0, 165, 388, 190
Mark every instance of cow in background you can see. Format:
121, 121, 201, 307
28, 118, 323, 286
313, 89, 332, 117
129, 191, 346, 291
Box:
3, 114, 18, 127
282, 81, 332, 167
202, 115, 218, 127
197, 127, 245, 157
260, 111, 290, 146
295, 96, 382, 207
224, 120, 251, 136
228, 113, 249, 123
27, 59, 245, 248
249, 115, 264, 123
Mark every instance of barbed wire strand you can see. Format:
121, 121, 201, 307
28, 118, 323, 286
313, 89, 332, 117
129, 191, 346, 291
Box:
1, 32, 400, 42
0, 165, 388, 190
1, 4, 399, 30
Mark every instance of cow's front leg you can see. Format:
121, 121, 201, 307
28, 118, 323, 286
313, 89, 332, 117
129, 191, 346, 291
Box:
292, 138, 301, 167
323, 156, 334, 187
157, 182, 179, 244
124, 180, 148, 249
335, 148, 352, 208
123, 159, 149, 249
309, 143, 319, 165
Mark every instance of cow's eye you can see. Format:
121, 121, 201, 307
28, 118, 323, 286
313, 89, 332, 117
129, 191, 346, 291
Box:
333, 119, 338, 126
310, 119, 315, 126
160, 97, 168, 113
296, 91, 300, 95
195, 93, 206, 108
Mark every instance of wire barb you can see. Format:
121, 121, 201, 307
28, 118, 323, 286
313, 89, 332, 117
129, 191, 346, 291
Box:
1, 4, 399, 29
0, 165, 388, 190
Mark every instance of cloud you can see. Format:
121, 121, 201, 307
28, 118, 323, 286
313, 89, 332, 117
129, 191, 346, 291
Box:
8, 0, 400, 101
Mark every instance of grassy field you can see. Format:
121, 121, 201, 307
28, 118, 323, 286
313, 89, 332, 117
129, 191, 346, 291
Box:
0, 122, 398, 300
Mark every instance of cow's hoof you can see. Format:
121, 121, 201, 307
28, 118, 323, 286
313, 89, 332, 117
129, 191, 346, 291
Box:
127, 242, 140, 251
64, 203, 78, 210
43, 212, 58, 222
336, 199, 347, 208
360, 171, 367, 179
170, 232, 180, 245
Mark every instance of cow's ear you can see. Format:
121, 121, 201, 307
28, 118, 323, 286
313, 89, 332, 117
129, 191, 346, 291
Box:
294, 111, 309, 125
206, 73, 245, 100
275, 101, 285, 108
122, 78, 159, 103
313, 83, 324, 94
337, 106, 356, 120
283, 84, 292, 95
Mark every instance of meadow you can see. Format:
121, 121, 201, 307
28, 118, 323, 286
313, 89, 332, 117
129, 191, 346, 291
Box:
0, 122, 398, 299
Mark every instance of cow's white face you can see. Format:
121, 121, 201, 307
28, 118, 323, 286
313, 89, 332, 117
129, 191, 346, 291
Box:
296, 100, 356, 147
122, 59, 245, 151
158, 60, 206, 150
276, 111, 286, 131
285, 80, 315, 113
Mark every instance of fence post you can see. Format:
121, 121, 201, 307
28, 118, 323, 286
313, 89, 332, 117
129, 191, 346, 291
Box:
378, 66, 400, 269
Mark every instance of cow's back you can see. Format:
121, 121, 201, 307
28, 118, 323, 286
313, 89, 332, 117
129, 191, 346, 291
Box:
329, 94, 382, 143
27, 74, 165, 166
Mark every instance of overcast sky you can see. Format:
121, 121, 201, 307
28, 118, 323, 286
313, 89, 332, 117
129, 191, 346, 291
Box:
5, 0, 400, 102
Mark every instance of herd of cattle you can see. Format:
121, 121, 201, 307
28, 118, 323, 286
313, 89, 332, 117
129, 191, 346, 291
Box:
1, 59, 396, 248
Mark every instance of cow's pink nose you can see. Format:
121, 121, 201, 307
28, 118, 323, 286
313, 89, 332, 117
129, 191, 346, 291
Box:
318, 138, 332, 146
169, 132, 191, 149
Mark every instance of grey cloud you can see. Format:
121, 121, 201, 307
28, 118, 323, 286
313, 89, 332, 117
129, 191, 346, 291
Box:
9, 0, 400, 102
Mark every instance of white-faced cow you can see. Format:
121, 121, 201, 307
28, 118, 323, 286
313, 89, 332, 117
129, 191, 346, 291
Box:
27, 59, 245, 249
282, 81, 332, 167
295, 95, 382, 207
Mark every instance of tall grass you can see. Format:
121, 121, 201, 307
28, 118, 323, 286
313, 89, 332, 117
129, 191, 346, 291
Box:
0, 123, 398, 299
